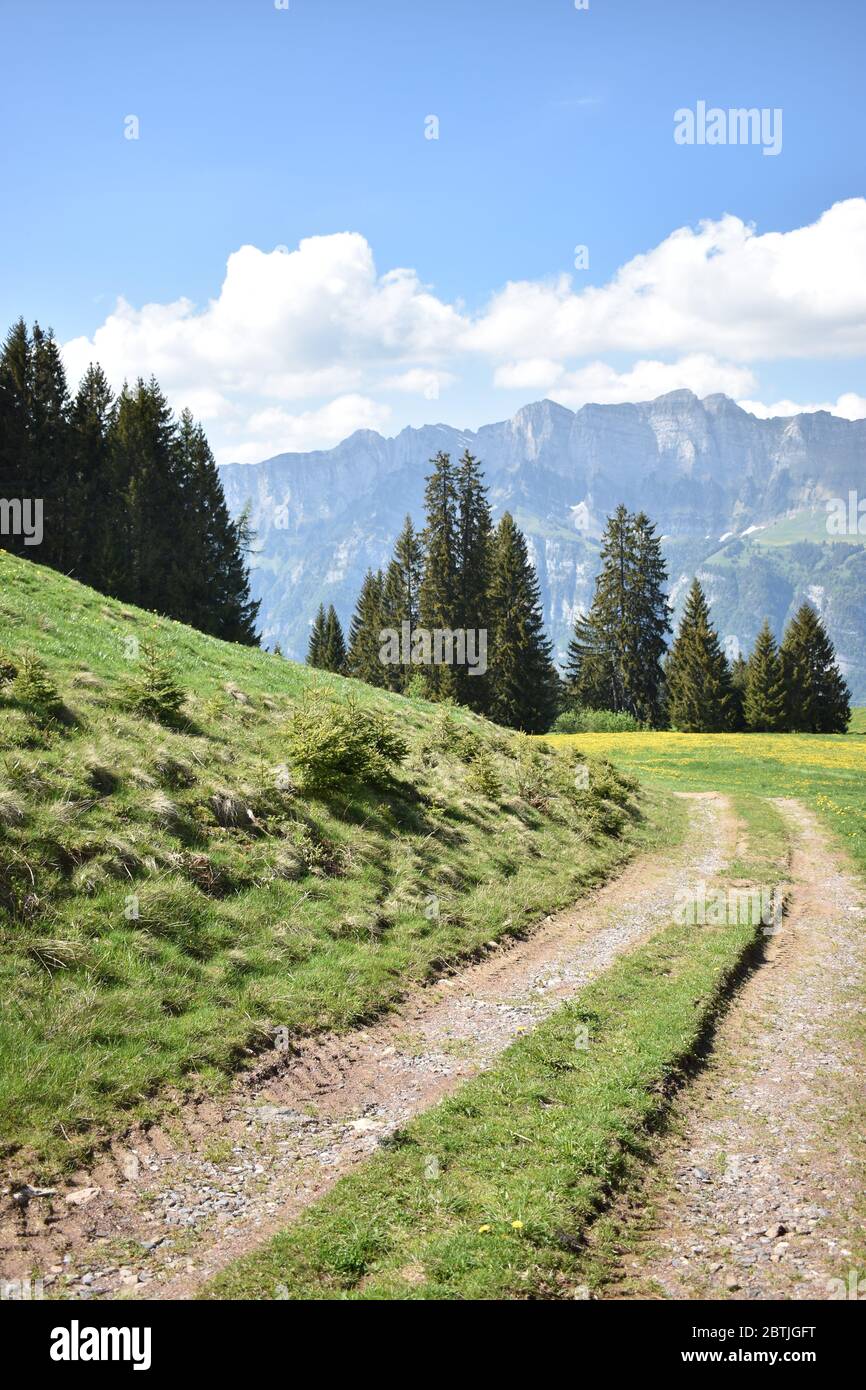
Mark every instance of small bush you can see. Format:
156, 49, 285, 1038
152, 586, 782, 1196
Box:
553, 704, 645, 734
465, 749, 502, 800
10, 652, 67, 725
285, 697, 407, 792
122, 640, 185, 723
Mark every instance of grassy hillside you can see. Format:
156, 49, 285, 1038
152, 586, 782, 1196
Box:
0, 551, 659, 1176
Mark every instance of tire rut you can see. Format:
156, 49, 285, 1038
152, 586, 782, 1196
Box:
597, 798, 866, 1302
0, 792, 736, 1301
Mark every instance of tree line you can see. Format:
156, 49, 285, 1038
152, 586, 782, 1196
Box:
0, 319, 259, 644
307, 449, 560, 732
309, 487, 850, 736
567, 506, 851, 733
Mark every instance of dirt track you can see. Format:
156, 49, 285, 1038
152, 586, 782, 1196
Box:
1, 792, 735, 1300
597, 799, 866, 1301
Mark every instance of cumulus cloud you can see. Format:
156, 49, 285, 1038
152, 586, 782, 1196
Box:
467, 198, 866, 363
495, 354, 757, 406
226, 395, 392, 464
738, 392, 866, 421
60, 200, 866, 462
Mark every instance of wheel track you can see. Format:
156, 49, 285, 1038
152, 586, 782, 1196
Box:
0, 792, 736, 1300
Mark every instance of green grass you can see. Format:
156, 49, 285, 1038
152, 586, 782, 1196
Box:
546, 723, 866, 881
202, 793, 787, 1301
0, 551, 666, 1176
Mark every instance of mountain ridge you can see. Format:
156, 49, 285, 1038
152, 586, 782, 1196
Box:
218, 391, 866, 698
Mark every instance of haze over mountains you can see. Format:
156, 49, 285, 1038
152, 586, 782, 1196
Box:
218, 390, 866, 700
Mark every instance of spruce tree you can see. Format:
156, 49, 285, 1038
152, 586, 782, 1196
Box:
781, 603, 851, 732
68, 363, 115, 590
453, 450, 493, 711
487, 512, 559, 732
729, 652, 749, 732
322, 605, 347, 673
307, 604, 328, 668
744, 621, 786, 731
665, 579, 734, 732
418, 451, 458, 697
380, 515, 423, 691
0, 320, 33, 551
30, 324, 71, 570
347, 569, 386, 686
566, 506, 669, 724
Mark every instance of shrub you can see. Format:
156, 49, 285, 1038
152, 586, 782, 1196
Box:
552, 704, 645, 733
465, 749, 502, 800
285, 697, 407, 792
10, 652, 67, 725
122, 640, 185, 723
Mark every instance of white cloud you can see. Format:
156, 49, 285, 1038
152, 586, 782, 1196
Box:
738, 392, 866, 421
380, 367, 455, 398
60, 201, 866, 463
466, 198, 866, 363
226, 394, 392, 464
496, 354, 757, 406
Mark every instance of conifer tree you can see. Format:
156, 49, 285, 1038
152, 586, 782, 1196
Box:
322, 605, 347, 673
566, 506, 669, 724
780, 603, 851, 732
487, 512, 559, 732
307, 604, 328, 668
380, 515, 423, 691
744, 620, 786, 731
29, 324, 71, 570
0, 320, 34, 551
347, 569, 386, 686
68, 363, 115, 589
665, 579, 734, 732
454, 449, 493, 711
418, 451, 458, 697
729, 652, 749, 732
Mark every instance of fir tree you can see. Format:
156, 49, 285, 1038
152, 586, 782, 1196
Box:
566, 506, 670, 724
418, 451, 459, 697
487, 512, 559, 732
307, 604, 328, 668
454, 450, 493, 712
29, 324, 71, 570
781, 603, 851, 732
381, 515, 423, 691
729, 652, 749, 732
322, 605, 347, 673
123, 639, 185, 723
744, 621, 786, 731
0, 320, 33, 551
347, 570, 386, 686
68, 363, 115, 589
665, 580, 734, 732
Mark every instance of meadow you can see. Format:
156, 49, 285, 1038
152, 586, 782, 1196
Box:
546, 723, 866, 879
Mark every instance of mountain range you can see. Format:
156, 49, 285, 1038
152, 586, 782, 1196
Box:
218, 390, 866, 700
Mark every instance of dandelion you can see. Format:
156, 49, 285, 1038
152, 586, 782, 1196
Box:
511, 1219, 524, 1230
478, 1224, 491, 1233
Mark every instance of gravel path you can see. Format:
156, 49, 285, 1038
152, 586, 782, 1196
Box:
599, 798, 866, 1302
1, 792, 734, 1301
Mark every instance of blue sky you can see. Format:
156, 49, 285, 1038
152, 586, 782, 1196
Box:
3, 0, 865, 461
